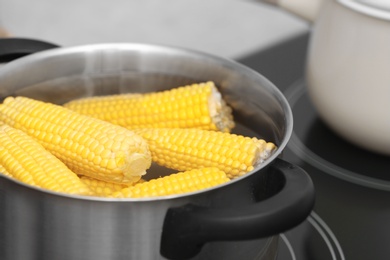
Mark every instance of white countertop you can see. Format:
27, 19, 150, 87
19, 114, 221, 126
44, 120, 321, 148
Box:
0, 0, 309, 59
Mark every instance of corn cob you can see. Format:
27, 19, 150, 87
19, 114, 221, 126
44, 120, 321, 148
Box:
80, 176, 146, 197
0, 164, 13, 178
0, 96, 151, 184
0, 124, 92, 195
134, 128, 277, 179
79, 176, 128, 197
111, 167, 230, 198
63, 81, 235, 132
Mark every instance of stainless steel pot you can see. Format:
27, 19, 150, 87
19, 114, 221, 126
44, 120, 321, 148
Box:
0, 39, 315, 260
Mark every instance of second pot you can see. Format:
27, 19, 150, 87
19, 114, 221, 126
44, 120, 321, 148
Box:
306, 0, 390, 155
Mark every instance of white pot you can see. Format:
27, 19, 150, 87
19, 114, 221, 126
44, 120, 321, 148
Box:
306, 0, 390, 155
270, 0, 390, 155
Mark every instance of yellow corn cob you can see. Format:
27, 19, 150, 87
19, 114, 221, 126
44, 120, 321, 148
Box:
0, 96, 152, 184
79, 176, 128, 197
134, 128, 277, 179
111, 167, 230, 198
63, 81, 235, 132
80, 176, 146, 197
0, 122, 12, 178
0, 124, 92, 195
0, 164, 13, 178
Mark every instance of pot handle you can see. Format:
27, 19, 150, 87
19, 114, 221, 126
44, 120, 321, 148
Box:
160, 158, 315, 260
0, 38, 59, 63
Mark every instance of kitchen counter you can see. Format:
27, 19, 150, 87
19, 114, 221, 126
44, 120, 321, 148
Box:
0, 0, 309, 59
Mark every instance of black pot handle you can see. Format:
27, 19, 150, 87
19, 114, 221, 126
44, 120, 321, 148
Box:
0, 38, 59, 63
160, 158, 315, 260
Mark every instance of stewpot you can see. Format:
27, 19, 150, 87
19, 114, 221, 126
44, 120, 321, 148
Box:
0, 39, 315, 260
264, 0, 390, 155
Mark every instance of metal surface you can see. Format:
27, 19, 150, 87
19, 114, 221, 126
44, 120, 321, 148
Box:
0, 42, 313, 260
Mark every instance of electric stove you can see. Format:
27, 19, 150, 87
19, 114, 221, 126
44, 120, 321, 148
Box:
1, 31, 388, 260
237, 32, 390, 260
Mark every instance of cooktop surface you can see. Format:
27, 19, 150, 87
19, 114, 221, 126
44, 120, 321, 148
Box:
282, 80, 390, 260
278, 212, 344, 260
237, 32, 390, 260
285, 80, 390, 190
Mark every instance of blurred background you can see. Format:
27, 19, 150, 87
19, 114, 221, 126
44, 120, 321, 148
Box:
0, 0, 309, 59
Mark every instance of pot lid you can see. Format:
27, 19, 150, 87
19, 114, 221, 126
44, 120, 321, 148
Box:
337, 0, 390, 20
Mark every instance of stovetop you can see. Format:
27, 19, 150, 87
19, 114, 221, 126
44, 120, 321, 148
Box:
237, 32, 390, 260
278, 211, 344, 260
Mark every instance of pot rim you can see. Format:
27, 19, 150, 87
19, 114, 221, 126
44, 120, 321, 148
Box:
0, 42, 294, 202
338, 0, 390, 20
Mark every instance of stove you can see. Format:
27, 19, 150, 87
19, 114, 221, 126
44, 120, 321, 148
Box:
237, 32, 390, 260
277, 211, 344, 260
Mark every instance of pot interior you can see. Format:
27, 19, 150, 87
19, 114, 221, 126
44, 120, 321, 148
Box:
0, 43, 292, 179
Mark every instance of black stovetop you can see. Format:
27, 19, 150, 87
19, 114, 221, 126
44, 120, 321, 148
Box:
237, 32, 390, 260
